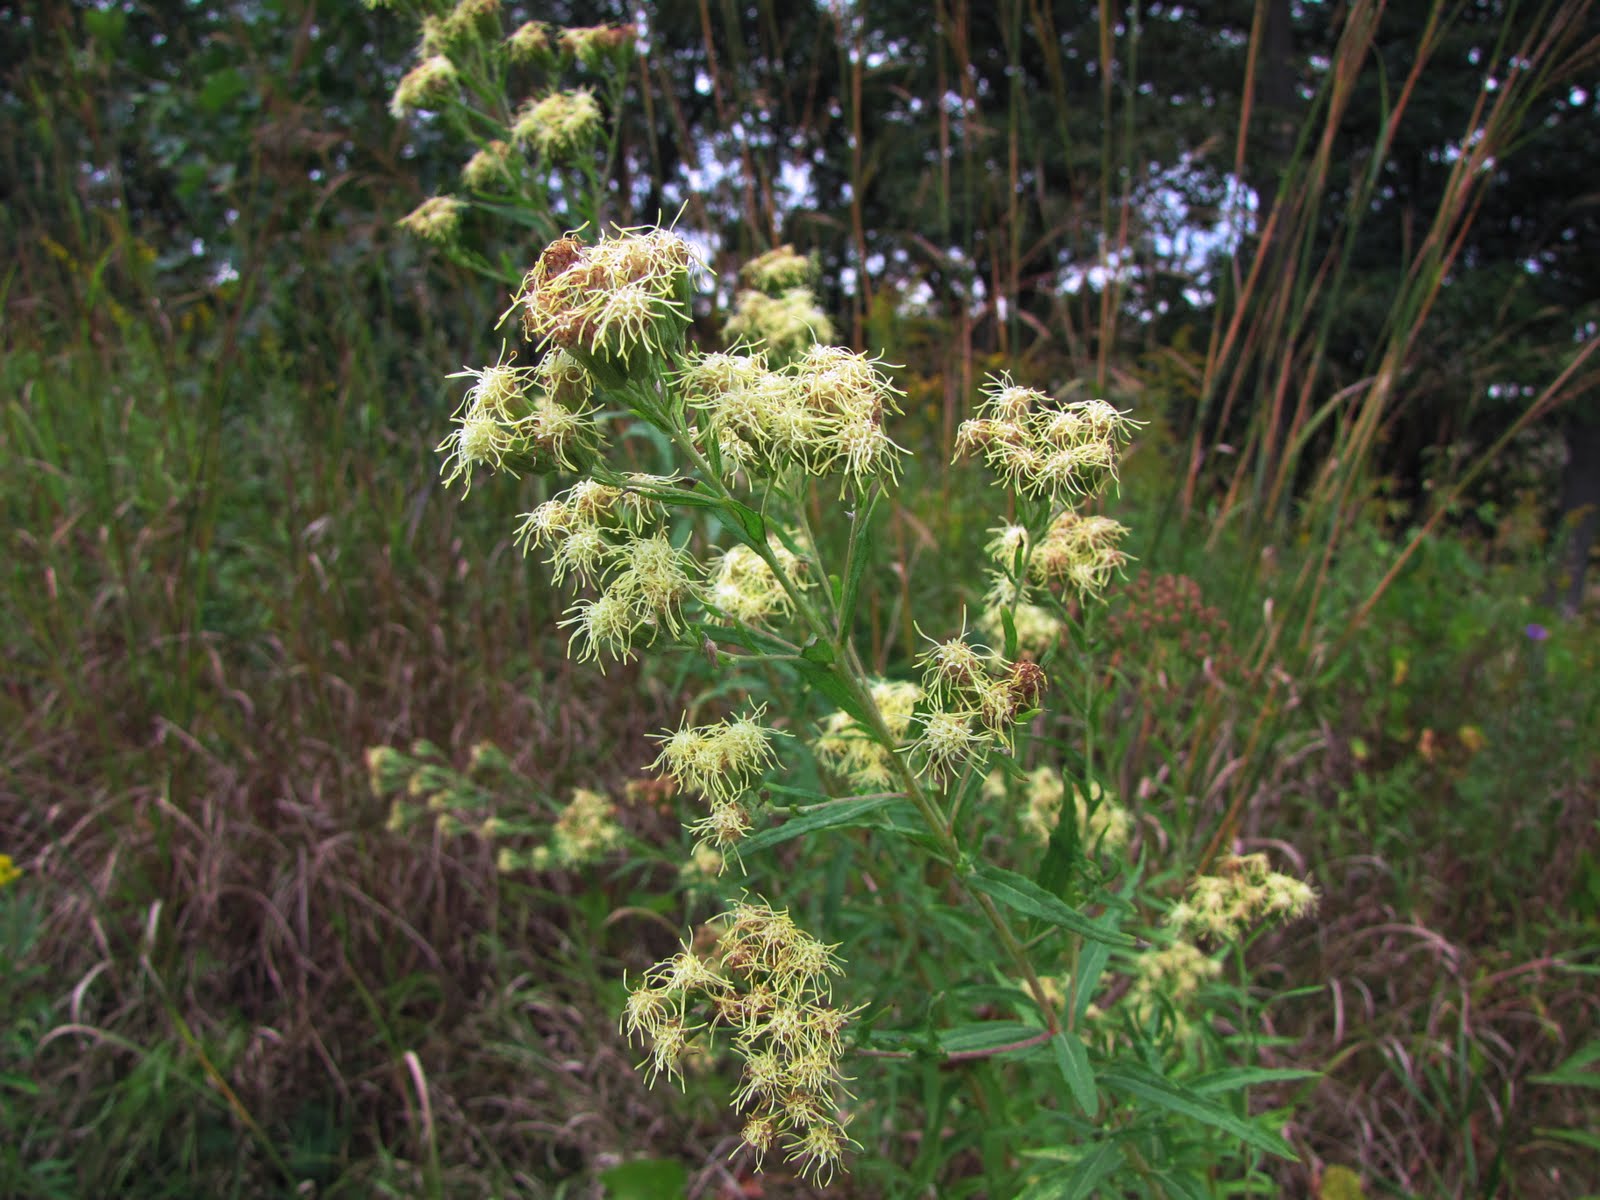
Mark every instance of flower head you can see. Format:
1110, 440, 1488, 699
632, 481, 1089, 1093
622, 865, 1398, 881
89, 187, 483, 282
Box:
723, 288, 835, 361
512, 90, 602, 160
462, 140, 514, 190
559, 23, 636, 70
391, 54, 459, 117
519, 228, 699, 375
534, 787, 622, 869
1166, 852, 1318, 944
625, 902, 859, 1179
558, 589, 641, 667
650, 705, 782, 803
397, 195, 463, 244
505, 20, 551, 63
741, 244, 816, 291
1030, 511, 1130, 599
956, 373, 1137, 504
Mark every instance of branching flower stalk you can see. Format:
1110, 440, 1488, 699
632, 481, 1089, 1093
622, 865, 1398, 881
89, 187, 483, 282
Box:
376, 1, 1331, 1179
429, 220, 1153, 1177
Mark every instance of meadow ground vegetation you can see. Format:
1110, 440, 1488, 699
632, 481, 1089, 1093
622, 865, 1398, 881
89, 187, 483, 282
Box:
3, 2, 1598, 1197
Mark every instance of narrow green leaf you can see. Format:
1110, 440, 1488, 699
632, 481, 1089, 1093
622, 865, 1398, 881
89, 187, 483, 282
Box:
1150, 1169, 1212, 1200
730, 498, 768, 545
791, 652, 874, 727
762, 782, 839, 805
694, 620, 796, 657
1051, 1031, 1098, 1116
800, 637, 836, 665
1014, 1141, 1121, 1200
1190, 1066, 1322, 1095
1073, 941, 1113, 1024
468, 200, 559, 234
1534, 1125, 1600, 1151
739, 795, 899, 853
1531, 1040, 1600, 1089
599, 1157, 688, 1199
629, 481, 723, 511
837, 486, 882, 634
968, 865, 1136, 947
1099, 1064, 1298, 1159
936, 1021, 1038, 1054
1063, 1141, 1123, 1200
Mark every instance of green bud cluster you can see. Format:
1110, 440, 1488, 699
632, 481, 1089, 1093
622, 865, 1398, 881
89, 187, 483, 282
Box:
1122, 939, 1224, 1039
390, 54, 459, 118
511, 89, 602, 161
529, 787, 622, 870
365, 741, 623, 873
396, 195, 463, 244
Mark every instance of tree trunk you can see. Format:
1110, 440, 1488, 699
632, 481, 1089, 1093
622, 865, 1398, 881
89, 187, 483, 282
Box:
1546, 415, 1600, 617
1248, 0, 1297, 239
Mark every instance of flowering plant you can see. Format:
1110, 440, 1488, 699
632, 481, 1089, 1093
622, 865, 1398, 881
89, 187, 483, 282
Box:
374, 3, 1320, 1190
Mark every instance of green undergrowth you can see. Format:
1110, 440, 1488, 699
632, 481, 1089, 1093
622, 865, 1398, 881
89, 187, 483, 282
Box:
2, 293, 1598, 1197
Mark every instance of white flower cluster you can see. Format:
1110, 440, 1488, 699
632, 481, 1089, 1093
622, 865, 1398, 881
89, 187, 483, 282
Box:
649, 706, 784, 857
1166, 853, 1319, 943
955, 374, 1136, 504
680, 345, 906, 487
624, 901, 860, 1183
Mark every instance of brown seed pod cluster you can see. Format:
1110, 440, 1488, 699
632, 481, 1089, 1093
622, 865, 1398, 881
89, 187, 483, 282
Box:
1104, 571, 1238, 686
